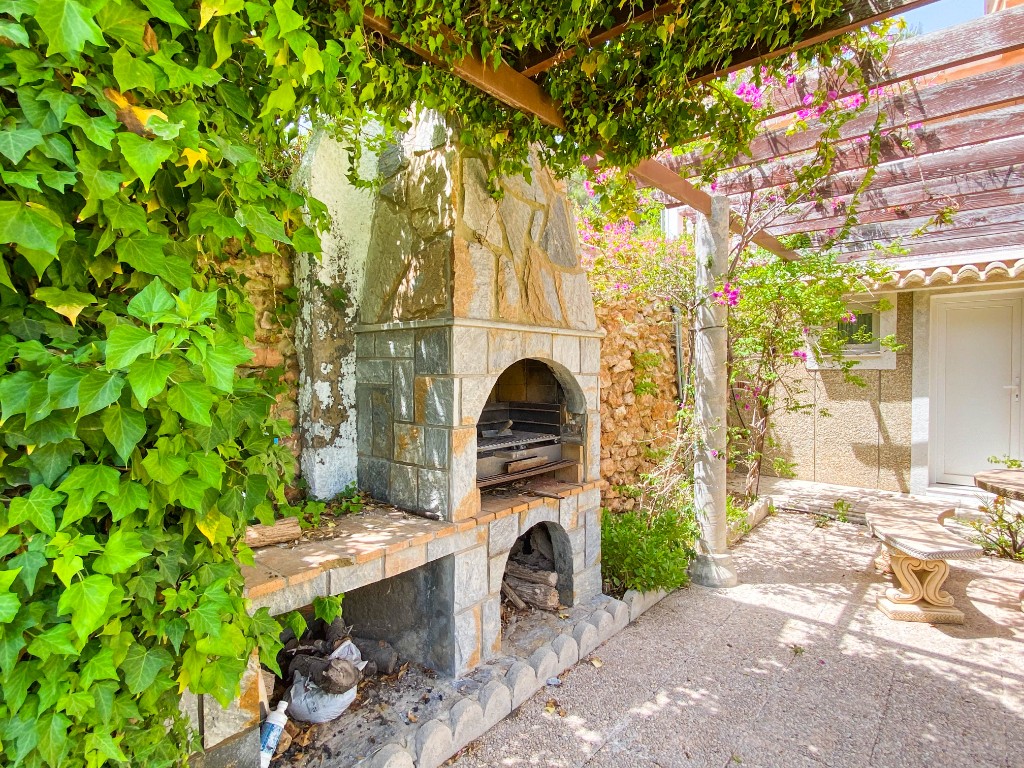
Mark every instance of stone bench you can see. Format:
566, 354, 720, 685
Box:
865, 503, 984, 624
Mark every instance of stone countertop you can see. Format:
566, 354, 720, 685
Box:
242, 479, 604, 611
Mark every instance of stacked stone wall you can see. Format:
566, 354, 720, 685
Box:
596, 299, 684, 510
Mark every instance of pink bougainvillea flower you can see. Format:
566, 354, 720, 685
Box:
841, 311, 857, 323
792, 349, 808, 361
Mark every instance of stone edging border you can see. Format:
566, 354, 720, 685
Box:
356, 588, 668, 768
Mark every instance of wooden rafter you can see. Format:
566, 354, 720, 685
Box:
701, 105, 1024, 197
666, 63, 1024, 174
822, 202, 1024, 247
842, 231, 1024, 260
517, 2, 676, 78
764, 4, 1024, 120
770, 167, 1024, 233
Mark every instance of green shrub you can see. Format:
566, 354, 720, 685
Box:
601, 507, 698, 595
967, 495, 1024, 561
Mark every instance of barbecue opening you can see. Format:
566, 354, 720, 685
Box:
476, 359, 585, 488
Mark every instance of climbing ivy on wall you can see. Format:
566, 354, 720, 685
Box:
0, 0, 866, 765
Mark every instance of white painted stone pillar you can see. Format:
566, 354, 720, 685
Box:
690, 196, 738, 588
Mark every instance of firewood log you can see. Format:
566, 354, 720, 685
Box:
501, 581, 528, 610
351, 637, 399, 675
245, 517, 301, 548
504, 575, 559, 610
504, 561, 558, 586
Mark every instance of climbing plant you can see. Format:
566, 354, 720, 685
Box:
0, 0, 891, 765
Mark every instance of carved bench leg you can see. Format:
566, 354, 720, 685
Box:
876, 547, 964, 624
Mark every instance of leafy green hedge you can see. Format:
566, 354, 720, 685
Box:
600, 507, 698, 596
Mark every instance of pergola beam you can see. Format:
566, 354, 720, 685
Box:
667, 63, 1024, 174
765, 5, 1024, 120
702, 106, 1024, 196
824, 202, 1024, 247
843, 231, 1024, 260
770, 168, 1024, 234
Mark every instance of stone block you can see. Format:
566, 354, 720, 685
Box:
248, 571, 329, 616
448, 427, 478, 519
584, 507, 601, 568
505, 661, 539, 709
357, 358, 393, 385
488, 515, 519, 555
394, 423, 425, 466
604, 598, 629, 632
451, 325, 489, 375
394, 360, 415, 422
458, 243, 497, 319
558, 494, 579, 530
358, 457, 390, 500
586, 412, 601, 481
460, 376, 494, 425
578, 487, 601, 514
328, 557, 385, 595
370, 388, 395, 459
590, 609, 615, 642
428, 526, 486, 561
202, 652, 261, 748
418, 467, 449, 516
481, 594, 501, 656
190, 727, 259, 768
390, 463, 418, 510
572, 621, 599, 658
414, 376, 458, 426
366, 745, 415, 768
454, 604, 481, 673
377, 330, 414, 358
488, 554, 506, 594
415, 719, 454, 768
454, 545, 488, 612
580, 337, 601, 374
574, 564, 603, 603
477, 679, 512, 729
578, 374, 599, 412
355, 332, 375, 359
521, 331, 553, 360
499, 193, 535, 260
520, 501, 558, 535
551, 634, 579, 673
542, 197, 579, 268
462, 158, 503, 250
529, 645, 559, 683
559, 271, 598, 331
414, 326, 451, 376
552, 335, 581, 373
384, 544, 426, 579
488, 329, 522, 374
448, 698, 485, 750
567, 527, 586, 573
423, 427, 450, 470
622, 589, 668, 622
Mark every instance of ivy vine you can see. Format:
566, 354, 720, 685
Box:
0, 0, 871, 765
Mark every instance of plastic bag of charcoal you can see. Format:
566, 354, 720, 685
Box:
261, 614, 403, 757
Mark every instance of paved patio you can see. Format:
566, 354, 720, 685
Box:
451, 511, 1024, 768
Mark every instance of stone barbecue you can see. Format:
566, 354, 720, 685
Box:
190, 119, 605, 764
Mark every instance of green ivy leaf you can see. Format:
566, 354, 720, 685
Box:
112, 46, 156, 92
9, 485, 64, 536
167, 380, 213, 426
0, 567, 23, 623
101, 403, 147, 463
234, 202, 290, 244
117, 132, 175, 191
47, 366, 86, 409
115, 234, 193, 289
57, 574, 117, 639
80, 647, 119, 688
203, 331, 253, 392
100, 480, 149, 521
105, 324, 156, 370
0, 201, 64, 256
141, 448, 188, 484
27, 623, 79, 659
0, 127, 43, 163
35, 0, 105, 55
0, 20, 30, 46
121, 641, 172, 695
141, 0, 189, 27
77, 369, 126, 418
127, 356, 176, 407
93, 528, 149, 574
127, 277, 176, 324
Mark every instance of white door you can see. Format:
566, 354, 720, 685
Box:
933, 293, 1023, 486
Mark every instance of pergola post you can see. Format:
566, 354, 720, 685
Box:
690, 195, 739, 588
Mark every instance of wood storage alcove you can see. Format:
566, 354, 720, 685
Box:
500, 521, 575, 611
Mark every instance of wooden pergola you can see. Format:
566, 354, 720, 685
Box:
357, 0, 1024, 586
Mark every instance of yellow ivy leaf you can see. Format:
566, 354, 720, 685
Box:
179, 148, 209, 172
33, 287, 97, 326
